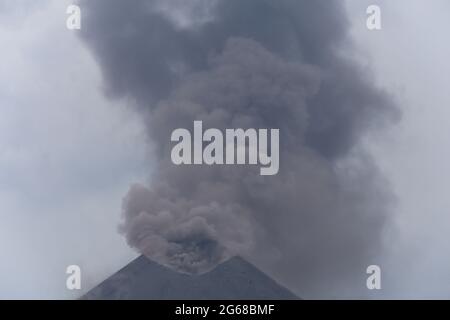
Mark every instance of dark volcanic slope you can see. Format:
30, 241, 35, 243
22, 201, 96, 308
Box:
82, 255, 298, 299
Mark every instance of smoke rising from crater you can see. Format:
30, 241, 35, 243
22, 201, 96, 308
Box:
79, 0, 398, 296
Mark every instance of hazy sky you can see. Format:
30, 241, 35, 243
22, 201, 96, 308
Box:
0, 0, 146, 298
0, 0, 449, 298
346, 0, 450, 298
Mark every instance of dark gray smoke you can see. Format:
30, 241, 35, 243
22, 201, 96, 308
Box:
79, 0, 398, 297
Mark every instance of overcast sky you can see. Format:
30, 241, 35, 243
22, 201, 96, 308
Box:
1, 0, 450, 299
0, 0, 146, 298
346, 0, 450, 298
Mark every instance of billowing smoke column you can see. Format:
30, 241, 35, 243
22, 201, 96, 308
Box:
80, 0, 398, 296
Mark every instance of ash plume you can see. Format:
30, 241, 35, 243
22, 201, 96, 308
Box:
79, 0, 398, 296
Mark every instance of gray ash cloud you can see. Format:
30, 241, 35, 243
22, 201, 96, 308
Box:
79, 0, 398, 296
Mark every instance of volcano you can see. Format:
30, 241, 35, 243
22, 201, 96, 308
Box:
81, 255, 298, 299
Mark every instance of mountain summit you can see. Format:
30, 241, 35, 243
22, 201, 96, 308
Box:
82, 255, 298, 299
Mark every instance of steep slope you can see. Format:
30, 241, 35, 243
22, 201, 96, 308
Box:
82, 255, 298, 299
